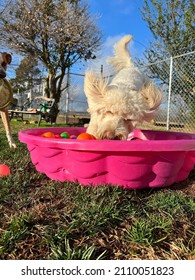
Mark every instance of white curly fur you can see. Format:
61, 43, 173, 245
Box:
84, 35, 162, 140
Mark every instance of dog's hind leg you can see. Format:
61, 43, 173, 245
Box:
0, 110, 16, 148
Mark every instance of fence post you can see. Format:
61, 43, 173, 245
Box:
166, 56, 173, 130
101, 64, 103, 76
65, 66, 70, 124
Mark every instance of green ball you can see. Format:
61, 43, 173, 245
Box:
60, 132, 70, 138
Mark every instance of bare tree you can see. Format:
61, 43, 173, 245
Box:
0, 0, 102, 102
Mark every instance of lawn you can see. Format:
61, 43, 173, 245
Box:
0, 120, 195, 260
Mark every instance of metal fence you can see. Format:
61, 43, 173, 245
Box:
64, 50, 195, 132
138, 51, 195, 132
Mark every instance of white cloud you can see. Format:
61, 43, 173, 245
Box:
87, 33, 141, 75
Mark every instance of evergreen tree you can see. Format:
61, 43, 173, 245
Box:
10, 56, 41, 93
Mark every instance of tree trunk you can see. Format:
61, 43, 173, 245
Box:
44, 77, 50, 98
45, 71, 65, 102
48, 72, 57, 100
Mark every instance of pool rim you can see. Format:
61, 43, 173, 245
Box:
18, 127, 195, 152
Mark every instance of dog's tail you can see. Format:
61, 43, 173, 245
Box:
106, 35, 134, 71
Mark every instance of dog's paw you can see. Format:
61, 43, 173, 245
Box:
9, 141, 16, 149
11, 143, 17, 148
6, 134, 16, 148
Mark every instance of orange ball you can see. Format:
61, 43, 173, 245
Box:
41, 131, 55, 138
0, 164, 10, 177
77, 133, 96, 140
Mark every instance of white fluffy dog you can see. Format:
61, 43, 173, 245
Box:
84, 35, 162, 140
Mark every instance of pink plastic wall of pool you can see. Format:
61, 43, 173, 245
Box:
19, 128, 195, 189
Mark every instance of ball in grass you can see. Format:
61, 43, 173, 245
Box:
0, 164, 10, 177
60, 132, 70, 138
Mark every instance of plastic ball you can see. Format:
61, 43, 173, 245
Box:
70, 135, 77, 139
0, 164, 10, 177
77, 133, 96, 140
42, 131, 55, 138
60, 132, 70, 138
55, 134, 61, 138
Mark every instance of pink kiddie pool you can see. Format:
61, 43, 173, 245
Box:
18, 127, 195, 189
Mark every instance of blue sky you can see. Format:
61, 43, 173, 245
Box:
68, 0, 155, 111
5, 0, 154, 79
88, 0, 153, 58
74, 0, 154, 76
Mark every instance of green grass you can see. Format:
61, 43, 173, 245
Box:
0, 120, 195, 259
